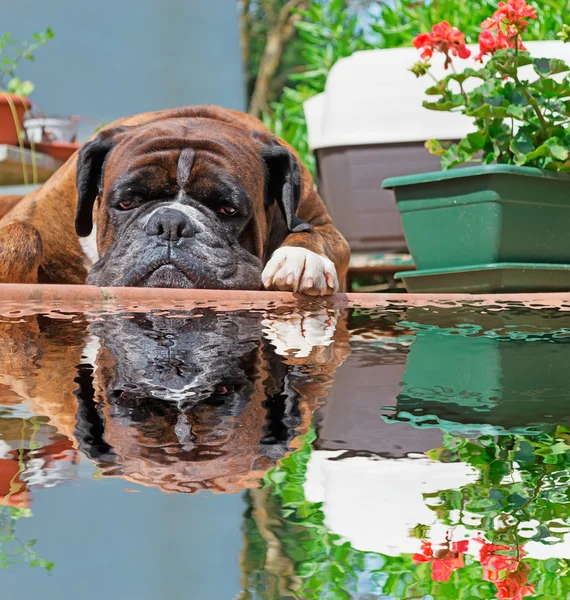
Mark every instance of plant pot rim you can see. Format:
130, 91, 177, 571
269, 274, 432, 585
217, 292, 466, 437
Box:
24, 116, 76, 123
396, 262, 570, 279
382, 164, 570, 190
0, 92, 31, 107
30, 141, 80, 148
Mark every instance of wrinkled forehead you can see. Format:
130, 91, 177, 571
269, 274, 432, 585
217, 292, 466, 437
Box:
102, 121, 264, 199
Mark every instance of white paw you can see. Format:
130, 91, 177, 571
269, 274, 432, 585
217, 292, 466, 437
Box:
262, 311, 337, 358
261, 247, 338, 296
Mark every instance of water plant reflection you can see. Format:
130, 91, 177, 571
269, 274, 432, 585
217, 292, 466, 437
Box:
241, 430, 570, 599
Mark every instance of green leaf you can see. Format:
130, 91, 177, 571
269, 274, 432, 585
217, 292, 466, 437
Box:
6, 77, 34, 97
493, 48, 533, 67
533, 57, 570, 77
502, 81, 527, 106
458, 130, 487, 154
423, 94, 464, 111
297, 561, 319, 578
545, 138, 570, 161
425, 138, 453, 156
446, 68, 486, 84
29, 558, 55, 571
467, 103, 508, 119
506, 104, 526, 119
288, 69, 327, 82
510, 135, 534, 165
441, 144, 471, 169
425, 80, 448, 95
531, 78, 570, 99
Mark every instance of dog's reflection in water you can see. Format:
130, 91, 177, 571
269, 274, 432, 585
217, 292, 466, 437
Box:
62, 308, 349, 494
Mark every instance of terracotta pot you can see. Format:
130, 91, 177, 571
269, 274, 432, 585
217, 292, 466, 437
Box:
31, 141, 81, 161
0, 94, 31, 145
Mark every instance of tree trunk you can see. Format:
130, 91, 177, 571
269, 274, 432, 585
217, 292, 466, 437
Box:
239, 0, 251, 89
268, 65, 306, 102
248, 0, 307, 118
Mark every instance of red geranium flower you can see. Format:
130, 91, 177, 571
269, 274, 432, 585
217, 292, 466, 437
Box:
477, 539, 523, 581
482, 0, 538, 35
413, 21, 471, 69
494, 563, 535, 600
413, 539, 469, 581
475, 29, 523, 61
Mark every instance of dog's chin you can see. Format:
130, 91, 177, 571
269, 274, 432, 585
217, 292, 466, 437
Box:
141, 264, 195, 289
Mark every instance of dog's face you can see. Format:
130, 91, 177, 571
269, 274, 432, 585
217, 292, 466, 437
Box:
75, 120, 310, 288
78, 310, 308, 493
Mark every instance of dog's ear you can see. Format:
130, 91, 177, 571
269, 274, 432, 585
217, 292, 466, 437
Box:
258, 139, 312, 233
75, 127, 127, 237
73, 362, 116, 463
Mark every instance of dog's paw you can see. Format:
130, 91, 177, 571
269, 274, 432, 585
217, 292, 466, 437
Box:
262, 311, 337, 358
261, 247, 339, 296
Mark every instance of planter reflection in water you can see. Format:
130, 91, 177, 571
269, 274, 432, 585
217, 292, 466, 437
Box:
384, 306, 570, 433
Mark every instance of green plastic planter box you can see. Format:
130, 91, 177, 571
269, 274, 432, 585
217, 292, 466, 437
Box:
397, 263, 570, 293
382, 165, 570, 272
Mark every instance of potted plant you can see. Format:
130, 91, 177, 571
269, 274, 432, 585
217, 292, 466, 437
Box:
382, 2, 570, 293
24, 114, 81, 161
0, 29, 53, 146
302, 1, 568, 262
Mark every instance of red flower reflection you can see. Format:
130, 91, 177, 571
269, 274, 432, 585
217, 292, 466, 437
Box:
494, 563, 535, 600
477, 539, 523, 581
413, 21, 471, 69
482, 0, 537, 36
413, 539, 469, 581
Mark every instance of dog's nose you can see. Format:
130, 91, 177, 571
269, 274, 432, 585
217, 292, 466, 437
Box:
145, 208, 196, 241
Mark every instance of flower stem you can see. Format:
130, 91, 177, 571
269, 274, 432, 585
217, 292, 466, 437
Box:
450, 61, 469, 105
513, 36, 549, 135
427, 71, 439, 84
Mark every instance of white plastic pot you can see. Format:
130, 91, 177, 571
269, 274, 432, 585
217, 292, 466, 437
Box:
24, 116, 78, 143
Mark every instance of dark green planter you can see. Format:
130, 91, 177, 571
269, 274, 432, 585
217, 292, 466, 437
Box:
382, 165, 570, 272
397, 262, 570, 293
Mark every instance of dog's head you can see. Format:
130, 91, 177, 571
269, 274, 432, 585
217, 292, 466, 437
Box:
75, 118, 310, 288
74, 310, 321, 493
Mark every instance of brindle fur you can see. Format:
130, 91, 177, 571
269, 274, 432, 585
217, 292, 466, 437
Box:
0, 106, 349, 287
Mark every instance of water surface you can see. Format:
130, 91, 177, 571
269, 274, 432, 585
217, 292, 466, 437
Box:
1, 300, 570, 599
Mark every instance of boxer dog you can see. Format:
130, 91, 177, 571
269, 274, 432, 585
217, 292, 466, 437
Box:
0, 106, 349, 295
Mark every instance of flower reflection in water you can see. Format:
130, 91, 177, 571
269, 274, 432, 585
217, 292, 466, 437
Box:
413, 538, 469, 582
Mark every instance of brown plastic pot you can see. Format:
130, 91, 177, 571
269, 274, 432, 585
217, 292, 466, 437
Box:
0, 94, 31, 145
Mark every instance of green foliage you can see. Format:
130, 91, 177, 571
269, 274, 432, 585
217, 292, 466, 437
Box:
373, 0, 569, 48
263, 0, 570, 172
0, 504, 53, 572
0, 29, 54, 96
262, 0, 374, 172
427, 428, 570, 547
423, 46, 570, 171
240, 423, 570, 598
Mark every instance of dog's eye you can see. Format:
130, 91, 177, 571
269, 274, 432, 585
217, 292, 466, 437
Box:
118, 199, 136, 210
216, 206, 238, 216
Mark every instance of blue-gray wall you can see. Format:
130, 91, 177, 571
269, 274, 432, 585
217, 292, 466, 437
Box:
1, 462, 246, 600
3, 0, 246, 141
